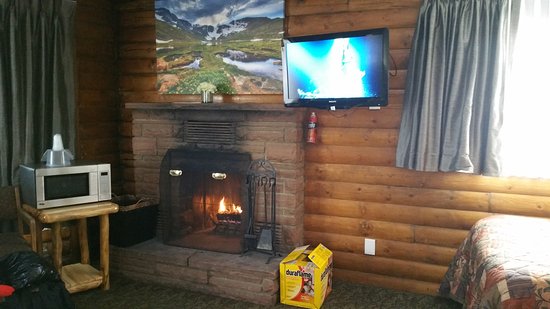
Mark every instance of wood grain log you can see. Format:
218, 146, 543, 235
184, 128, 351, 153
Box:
414, 226, 468, 248
311, 108, 402, 128
334, 268, 440, 295
304, 231, 456, 266
317, 127, 398, 147
305, 196, 490, 230
304, 214, 414, 242
305, 181, 490, 212
119, 26, 155, 43
120, 10, 154, 27
286, 9, 419, 37
305, 145, 396, 166
333, 251, 447, 283
119, 42, 157, 59
286, 0, 422, 16
305, 163, 550, 197
490, 193, 550, 218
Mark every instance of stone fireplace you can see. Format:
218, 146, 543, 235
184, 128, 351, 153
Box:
112, 103, 306, 305
120, 103, 306, 253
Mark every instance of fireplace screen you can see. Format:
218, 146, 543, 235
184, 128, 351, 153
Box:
159, 149, 251, 254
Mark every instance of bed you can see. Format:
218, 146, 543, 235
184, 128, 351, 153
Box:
440, 215, 550, 308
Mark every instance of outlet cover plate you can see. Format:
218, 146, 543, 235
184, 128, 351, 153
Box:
364, 238, 376, 255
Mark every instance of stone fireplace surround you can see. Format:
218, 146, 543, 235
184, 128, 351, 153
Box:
111, 102, 307, 305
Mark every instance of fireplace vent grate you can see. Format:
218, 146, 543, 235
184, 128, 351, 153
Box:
184, 120, 236, 144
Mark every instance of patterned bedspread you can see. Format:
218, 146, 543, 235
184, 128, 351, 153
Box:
440, 215, 550, 308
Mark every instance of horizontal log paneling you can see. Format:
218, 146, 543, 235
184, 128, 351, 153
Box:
78, 139, 119, 157
75, 5, 114, 26
75, 22, 115, 43
305, 197, 489, 230
305, 214, 414, 242
413, 226, 469, 248
315, 109, 402, 128
306, 163, 550, 197
78, 90, 118, 106
386, 90, 404, 108
78, 71, 117, 91
388, 28, 415, 49
119, 73, 157, 91
305, 145, 396, 166
78, 58, 118, 75
78, 123, 119, 139
286, 9, 419, 37
118, 0, 153, 12
389, 49, 410, 70
490, 193, 550, 217
304, 231, 456, 266
284, 28, 416, 50
75, 0, 120, 183
306, 181, 490, 212
119, 42, 156, 59
119, 58, 156, 74
389, 69, 407, 89
119, 10, 154, 27
334, 251, 447, 283
119, 26, 155, 43
76, 39, 116, 58
317, 127, 398, 147
287, 0, 422, 16
334, 268, 440, 295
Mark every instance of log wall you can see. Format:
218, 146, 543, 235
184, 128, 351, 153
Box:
290, 0, 550, 295
107, 0, 550, 296
75, 0, 121, 190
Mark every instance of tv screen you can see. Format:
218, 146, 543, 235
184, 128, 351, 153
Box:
282, 28, 389, 109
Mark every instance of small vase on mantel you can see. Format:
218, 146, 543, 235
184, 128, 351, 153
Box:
201, 91, 213, 103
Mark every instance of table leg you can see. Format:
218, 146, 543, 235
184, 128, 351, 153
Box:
35, 221, 43, 256
51, 222, 63, 273
99, 214, 110, 290
77, 218, 90, 264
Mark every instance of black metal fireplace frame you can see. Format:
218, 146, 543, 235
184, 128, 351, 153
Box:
159, 148, 251, 253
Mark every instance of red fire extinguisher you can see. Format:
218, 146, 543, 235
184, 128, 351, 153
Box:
307, 112, 317, 143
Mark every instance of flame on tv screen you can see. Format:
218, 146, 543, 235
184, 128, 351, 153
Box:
282, 28, 388, 109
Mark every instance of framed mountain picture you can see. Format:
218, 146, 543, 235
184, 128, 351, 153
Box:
154, 0, 284, 95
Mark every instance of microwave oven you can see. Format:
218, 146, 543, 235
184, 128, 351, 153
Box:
19, 161, 111, 209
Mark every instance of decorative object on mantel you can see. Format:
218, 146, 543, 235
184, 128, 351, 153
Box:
196, 82, 216, 103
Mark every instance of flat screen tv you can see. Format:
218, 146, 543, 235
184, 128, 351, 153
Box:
281, 28, 389, 110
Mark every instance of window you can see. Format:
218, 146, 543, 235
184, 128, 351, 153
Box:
500, 0, 550, 178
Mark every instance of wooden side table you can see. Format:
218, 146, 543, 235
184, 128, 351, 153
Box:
22, 202, 118, 293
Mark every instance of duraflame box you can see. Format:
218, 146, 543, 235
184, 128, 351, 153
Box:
280, 244, 333, 309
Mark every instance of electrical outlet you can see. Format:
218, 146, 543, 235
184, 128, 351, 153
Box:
364, 238, 376, 255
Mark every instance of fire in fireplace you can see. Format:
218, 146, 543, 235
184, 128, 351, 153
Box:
159, 149, 251, 254
213, 196, 243, 234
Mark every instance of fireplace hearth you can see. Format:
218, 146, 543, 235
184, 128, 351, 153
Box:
159, 149, 251, 254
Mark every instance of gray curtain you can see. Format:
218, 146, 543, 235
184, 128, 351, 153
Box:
396, 0, 519, 176
0, 0, 76, 186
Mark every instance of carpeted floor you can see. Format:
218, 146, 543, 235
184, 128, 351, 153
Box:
71, 272, 462, 309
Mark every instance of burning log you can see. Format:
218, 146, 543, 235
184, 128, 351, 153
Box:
216, 197, 242, 224
216, 213, 242, 224
213, 197, 243, 235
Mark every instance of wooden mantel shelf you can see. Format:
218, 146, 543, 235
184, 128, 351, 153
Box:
125, 102, 295, 113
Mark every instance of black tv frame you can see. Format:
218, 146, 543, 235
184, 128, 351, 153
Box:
281, 28, 389, 110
